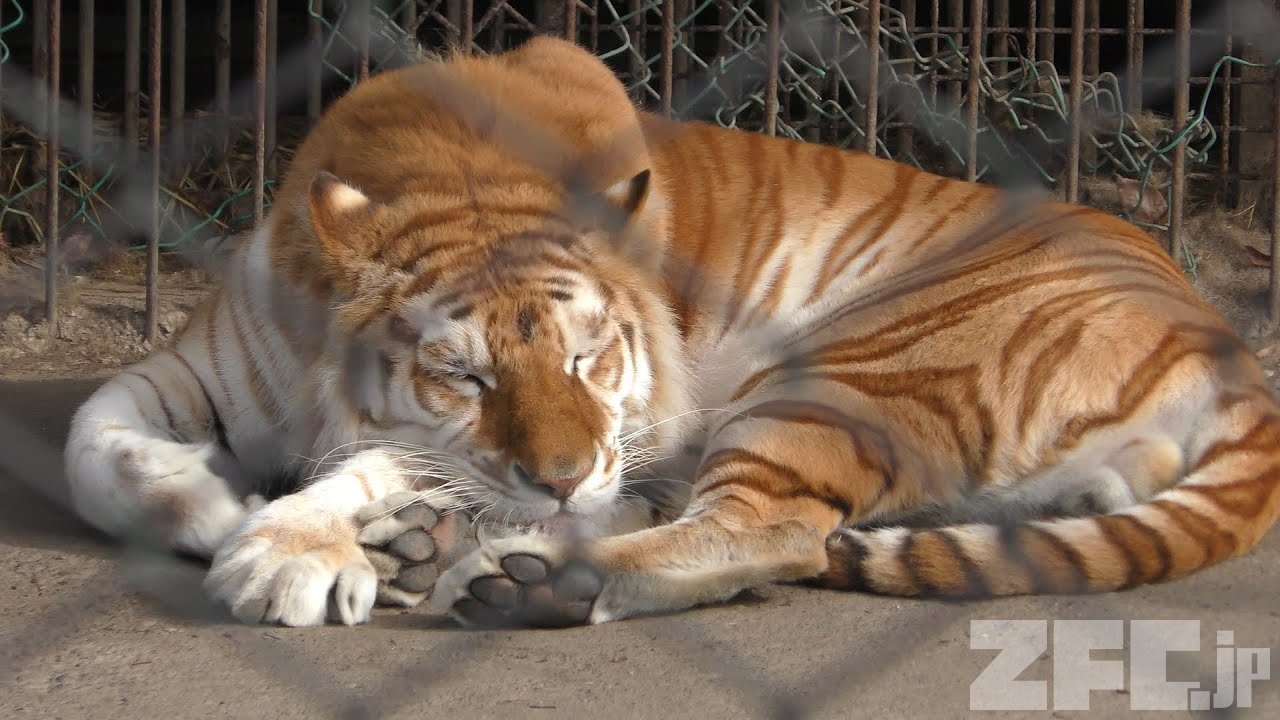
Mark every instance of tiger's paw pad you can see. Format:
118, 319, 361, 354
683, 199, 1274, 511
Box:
356, 492, 476, 608
432, 539, 603, 628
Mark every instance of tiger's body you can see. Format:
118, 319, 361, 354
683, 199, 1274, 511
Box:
65, 37, 1280, 628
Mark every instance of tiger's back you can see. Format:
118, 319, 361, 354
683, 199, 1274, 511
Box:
640, 117, 1280, 599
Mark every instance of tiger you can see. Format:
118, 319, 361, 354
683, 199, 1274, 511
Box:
63, 36, 1280, 629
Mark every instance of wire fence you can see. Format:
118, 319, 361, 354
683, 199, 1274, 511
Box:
2, 1, 1280, 718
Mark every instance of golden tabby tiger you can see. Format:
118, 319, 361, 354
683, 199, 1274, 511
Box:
64, 37, 1280, 627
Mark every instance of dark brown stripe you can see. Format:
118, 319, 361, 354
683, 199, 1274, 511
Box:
125, 371, 178, 437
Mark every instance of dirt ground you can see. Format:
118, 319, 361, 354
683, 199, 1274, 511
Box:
2, 213, 1280, 719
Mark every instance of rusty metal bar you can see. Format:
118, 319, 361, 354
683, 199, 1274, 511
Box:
1272, 62, 1280, 321
267, 0, 279, 176
966, 0, 983, 181
1026, 0, 1036, 62
948, 0, 962, 112
1085, 0, 1098, 78
0, 0, 5, 140
253, 0, 267, 226
992, 0, 1008, 77
356, 0, 369, 82
1038, 0, 1055, 65
308, 0, 322, 124
1169, 0, 1189, 266
865, 0, 880, 155
44, 0, 60, 332
929, 0, 939, 104
462, 0, 474, 55
1220, 3, 1233, 200
77, 0, 94, 164
897, 0, 917, 157
145, 0, 161, 342
125, 0, 140, 170
565, 0, 577, 41
216, 0, 231, 114
660, 0, 673, 117
1125, 0, 1143, 111
169, 0, 185, 153
763, 0, 779, 136
401, 0, 417, 29
1064, 0, 1083, 202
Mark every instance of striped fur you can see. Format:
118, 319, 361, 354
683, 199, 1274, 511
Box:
66, 37, 1280, 628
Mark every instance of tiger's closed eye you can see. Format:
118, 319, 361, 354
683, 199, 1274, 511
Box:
389, 315, 419, 345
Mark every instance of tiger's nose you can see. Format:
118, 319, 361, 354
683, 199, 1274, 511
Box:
511, 452, 596, 500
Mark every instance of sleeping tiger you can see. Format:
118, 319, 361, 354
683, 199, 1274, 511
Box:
64, 36, 1280, 628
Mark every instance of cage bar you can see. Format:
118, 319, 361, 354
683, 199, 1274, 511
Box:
145, 0, 161, 342
357, 0, 369, 81
1038, 0, 1054, 65
125, 0, 140, 170
1125, 0, 1142, 111
267, 0, 279, 176
763, 0, 779, 137
44, 0, 60, 332
253, 0, 266, 226
965, 0, 983, 180
78, 0, 93, 162
1064, 0, 1082, 201
169, 0, 185, 153
660, 0, 673, 117
216, 0, 231, 116
1169, 0, 1189, 265
565, 0, 577, 41
865, 0, 880, 156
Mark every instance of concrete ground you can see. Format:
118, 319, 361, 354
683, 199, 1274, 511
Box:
2, 376, 1277, 720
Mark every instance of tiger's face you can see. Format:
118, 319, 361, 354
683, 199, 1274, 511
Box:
309, 170, 675, 530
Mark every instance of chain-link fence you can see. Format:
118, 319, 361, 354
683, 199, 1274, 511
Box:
2, 2, 1280, 718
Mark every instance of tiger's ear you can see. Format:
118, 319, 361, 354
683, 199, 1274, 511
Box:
307, 171, 384, 270
574, 168, 651, 234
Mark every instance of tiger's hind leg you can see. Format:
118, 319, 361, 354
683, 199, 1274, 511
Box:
65, 347, 254, 558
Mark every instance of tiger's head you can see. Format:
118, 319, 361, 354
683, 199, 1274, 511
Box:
280, 38, 692, 530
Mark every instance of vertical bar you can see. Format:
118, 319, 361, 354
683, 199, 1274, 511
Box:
992, 0, 1008, 77
308, 0, 322, 124
216, 0, 231, 115
948, 0, 962, 112
0, 0, 5, 141
78, 0, 94, 162
565, 0, 577, 41
253, 0, 267, 226
125, 0, 140, 170
1064, 0, 1083, 202
267, 0, 279, 175
401, 0, 418, 30
1125, 0, 1143, 112
1169, 0, 1189, 266
356, 0, 369, 81
169, 0, 185, 153
865, 0, 880, 155
897, 0, 917, 158
1026, 0, 1036, 63
44, 0, 61, 332
660, 0, 674, 117
763, 0, 779, 136
1271, 62, 1280, 321
145, 0, 161, 342
462, 0, 474, 55
1038, 0, 1055, 65
1220, 3, 1233, 201
966, 0, 983, 181
929, 0, 939, 104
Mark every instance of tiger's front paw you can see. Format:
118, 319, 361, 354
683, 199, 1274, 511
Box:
431, 537, 605, 628
204, 498, 376, 627
356, 492, 478, 609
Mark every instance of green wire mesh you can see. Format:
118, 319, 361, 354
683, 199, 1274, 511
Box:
0, 0, 1273, 256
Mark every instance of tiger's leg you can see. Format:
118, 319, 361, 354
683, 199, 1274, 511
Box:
205, 449, 425, 626
64, 347, 253, 558
432, 406, 868, 627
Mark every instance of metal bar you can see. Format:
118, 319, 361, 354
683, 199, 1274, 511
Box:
966, 0, 983, 181
402, 0, 418, 29
44, 0, 61, 333
145, 0, 161, 342
1026, 0, 1036, 63
308, 0, 322, 124
1169, 0, 1189, 266
267, 0, 279, 176
1272, 62, 1280, 321
1220, 3, 1233, 201
1125, 0, 1143, 111
1064, 0, 1083, 202
763, 0, 779, 136
169, 0, 185, 153
992, 0, 1008, 77
356, 0, 369, 81
1082, 0, 1098, 169
462, 0, 474, 55
216, 0, 231, 115
1039, 0, 1055, 65
897, 0, 917, 158
948, 0, 962, 111
929, 0, 939, 105
565, 0, 577, 41
660, 0, 673, 117
253, 0, 267, 226
0, 0, 5, 140
78, 0, 93, 166
125, 0, 140, 170
866, 0, 880, 155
